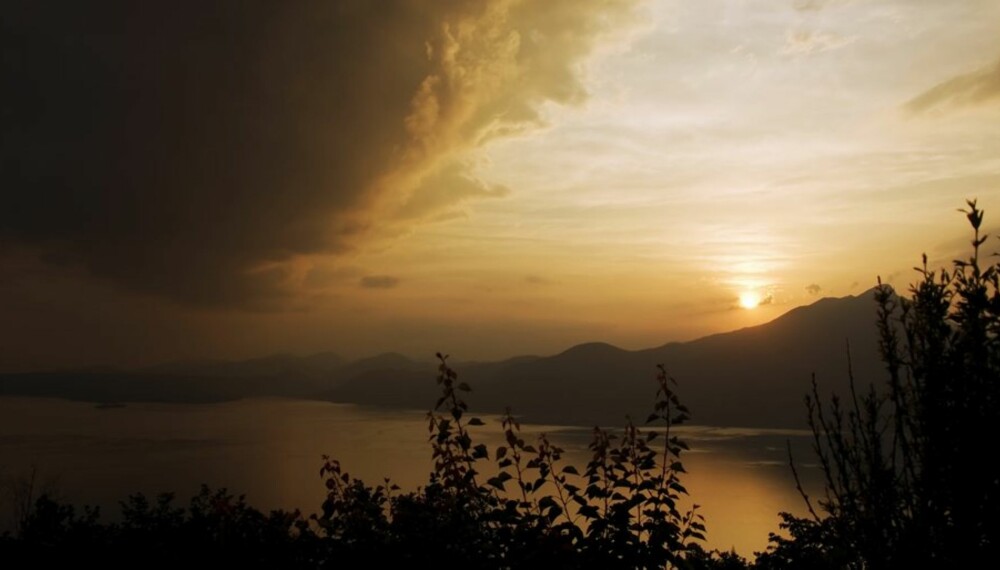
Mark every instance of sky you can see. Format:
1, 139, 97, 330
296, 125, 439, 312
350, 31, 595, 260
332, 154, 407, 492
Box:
2, 0, 999, 371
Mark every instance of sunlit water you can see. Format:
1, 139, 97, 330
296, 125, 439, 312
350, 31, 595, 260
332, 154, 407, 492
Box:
0, 397, 822, 557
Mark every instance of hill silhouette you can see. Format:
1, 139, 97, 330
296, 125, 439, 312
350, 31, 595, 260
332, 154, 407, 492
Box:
324, 288, 883, 428
0, 289, 883, 427
474, 289, 882, 427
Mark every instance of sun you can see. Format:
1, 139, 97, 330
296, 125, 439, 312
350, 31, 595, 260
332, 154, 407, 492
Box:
739, 291, 760, 310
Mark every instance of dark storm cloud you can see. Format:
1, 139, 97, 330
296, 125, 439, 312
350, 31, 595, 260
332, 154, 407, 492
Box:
2, 1, 432, 305
360, 275, 400, 290
1, 0, 637, 307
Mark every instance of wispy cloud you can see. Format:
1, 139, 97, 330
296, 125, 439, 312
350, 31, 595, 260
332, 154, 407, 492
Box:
360, 276, 401, 290
781, 30, 857, 56
905, 57, 1000, 114
792, 0, 856, 12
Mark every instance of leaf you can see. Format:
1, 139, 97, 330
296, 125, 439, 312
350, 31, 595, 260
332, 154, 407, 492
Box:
562, 465, 580, 476
472, 444, 489, 460
457, 382, 471, 392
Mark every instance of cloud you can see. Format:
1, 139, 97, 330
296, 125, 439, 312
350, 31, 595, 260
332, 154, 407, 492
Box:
806, 283, 822, 295
781, 30, 857, 56
394, 161, 511, 220
792, 0, 854, 11
360, 276, 400, 290
905, 57, 1000, 114
759, 294, 774, 306
0, 0, 639, 308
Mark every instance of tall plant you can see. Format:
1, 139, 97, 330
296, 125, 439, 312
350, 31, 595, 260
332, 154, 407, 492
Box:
761, 200, 1000, 568
316, 354, 708, 568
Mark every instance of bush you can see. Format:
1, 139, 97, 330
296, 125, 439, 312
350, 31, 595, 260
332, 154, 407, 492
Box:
4, 486, 316, 568
315, 355, 709, 569
759, 199, 1000, 568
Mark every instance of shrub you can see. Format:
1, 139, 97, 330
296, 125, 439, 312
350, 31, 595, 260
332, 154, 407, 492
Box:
760, 199, 1000, 568
4, 487, 315, 567
315, 354, 708, 569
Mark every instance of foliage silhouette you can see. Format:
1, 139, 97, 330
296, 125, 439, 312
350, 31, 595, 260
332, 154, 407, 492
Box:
758, 199, 1000, 568
313, 353, 710, 568
3, 486, 317, 567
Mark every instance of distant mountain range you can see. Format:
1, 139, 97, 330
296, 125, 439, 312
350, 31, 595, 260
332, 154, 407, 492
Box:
0, 289, 888, 428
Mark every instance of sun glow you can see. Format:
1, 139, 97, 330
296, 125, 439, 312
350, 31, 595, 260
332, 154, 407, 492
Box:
739, 291, 761, 310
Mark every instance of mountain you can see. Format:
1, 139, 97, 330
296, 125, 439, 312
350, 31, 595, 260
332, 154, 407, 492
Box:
0, 289, 887, 428
319, 354, 540, 409
326, 289, 887, 428
139, 351, 345, 379
475, 289, 884, 428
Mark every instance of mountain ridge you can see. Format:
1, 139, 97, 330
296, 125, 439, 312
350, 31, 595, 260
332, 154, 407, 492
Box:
0, 288, 888, 428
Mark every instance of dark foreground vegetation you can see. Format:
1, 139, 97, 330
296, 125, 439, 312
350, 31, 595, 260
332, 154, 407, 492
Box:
3, 201, 999, 568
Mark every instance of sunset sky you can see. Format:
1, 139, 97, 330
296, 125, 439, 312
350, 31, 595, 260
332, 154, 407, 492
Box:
3, 0, 1000, 370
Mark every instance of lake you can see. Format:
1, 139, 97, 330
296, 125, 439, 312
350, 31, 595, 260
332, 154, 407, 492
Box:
0, 396, 822, 557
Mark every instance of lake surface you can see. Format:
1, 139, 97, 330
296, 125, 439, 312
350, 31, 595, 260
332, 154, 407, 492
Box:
0, 397, 822, 557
